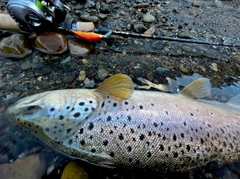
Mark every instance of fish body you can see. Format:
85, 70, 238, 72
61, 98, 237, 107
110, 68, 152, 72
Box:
5, 74, 240, 172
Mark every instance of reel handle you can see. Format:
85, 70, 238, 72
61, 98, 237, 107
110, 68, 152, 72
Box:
0, 13, 95, 32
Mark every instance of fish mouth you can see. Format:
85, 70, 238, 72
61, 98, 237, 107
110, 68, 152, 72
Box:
5, 91, 50, 121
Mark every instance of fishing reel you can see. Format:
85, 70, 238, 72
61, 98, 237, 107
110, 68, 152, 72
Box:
6, 0, 68, 33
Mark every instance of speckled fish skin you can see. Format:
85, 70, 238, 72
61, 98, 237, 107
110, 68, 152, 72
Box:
5, 75, 240, 172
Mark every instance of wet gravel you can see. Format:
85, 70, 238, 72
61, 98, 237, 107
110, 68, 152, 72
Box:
1, 0, 240, 178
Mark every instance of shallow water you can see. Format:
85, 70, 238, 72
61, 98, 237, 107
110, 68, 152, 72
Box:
1, 32, 240, 179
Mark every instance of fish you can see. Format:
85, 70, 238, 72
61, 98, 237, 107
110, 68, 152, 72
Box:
4, 74, 240, 172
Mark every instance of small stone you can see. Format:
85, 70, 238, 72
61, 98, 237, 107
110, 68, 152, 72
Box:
97, 69, 109, 81
82, 59, 88, 65
34, 32, 67, 54
156, 67, 170, 73
20, 61, 31, 70
40, 81, 50, 89
133, 23, 147, 33
0, 34, 32, 58
210, 63, 218, 71
100, 2, 111, 13
179, 66, 189, 73
98, 13, 108, 19
143, 13, 155, 23
40, 67, 52, 75
63, 74, 76, 84
80, 15, 100, 24
0, 81, 6, 89
79, 70, 86, 81
68, 39, 93, 57
192, 0, 200, 7
84, 78, 95, 88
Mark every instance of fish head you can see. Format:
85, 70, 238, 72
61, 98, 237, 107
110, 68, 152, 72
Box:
5, 89, 100, 143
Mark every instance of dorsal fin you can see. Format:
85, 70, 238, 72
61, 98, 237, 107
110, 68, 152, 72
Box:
227, 94, 240, 107
179, 78, 211, 99
96, 74, 134, 100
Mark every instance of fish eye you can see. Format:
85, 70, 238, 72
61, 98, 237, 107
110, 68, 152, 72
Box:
23, 105, 40, 114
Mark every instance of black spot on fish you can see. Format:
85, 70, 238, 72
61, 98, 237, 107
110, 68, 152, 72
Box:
79, 102, 85, 106
127, 116, 132, 122
162, 135, 166, 140
80, 140, 85, 145
195, 129, 198, 133
146, 141, 150, 146
200, 138, 204, 144
167, 146, 171, 151
91, 107, 95, 111
85, 108, 89, 112
66, 128, 72, 134
139, 105, 143, 109
186, 145, 191, 152
54, 126, 57, 129
107, 116, 111, 121
58, 130, 62, 133
89, 100, 93, 104
59, 115, 64, 120
109, 152, 114, 158
153, 123, 158, 127
50, 108, 55, 112
190, 113, 194, 116
130, 128, 134, 133
173, 152, 178, 158
166, 111, 168, 115
132, 137, 136, 142
101, 102, 105, 108
61, 124, 65, 126
66, 106, 70, 109
109, 130, 113, 134
159, 144, 164, 151
103, 140, 108, 146
91, 148, 96, 153
88, 122, 94, 130
89, 135, 93, 140
148, 131, 152, 136
127, 146, 132, 152
124, 101, 128, 105
181, 133, 184, 138
139, 134, 145, 140
208, 124, 211, 128
71, 108, 75, 111
113, 103, 117, 107
147, 152, 152, 158
28, 123, 32, 127
45, 128, 50, 132
220, 128, 225, 133
151, 103, 154, 106
183, 121, 186, 126
68, 139, 73, 145
173, 133, 177, 141
119, 133, 124, 140
73, 112, 80, 118
79, 128, 84, 134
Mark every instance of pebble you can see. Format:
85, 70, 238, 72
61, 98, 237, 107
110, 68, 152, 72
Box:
78, 70, 86, 81
179, 65, 189, 73
97, 69, 109, 80
20, 61, 31, 70
68, 39, 93, 57
84, 78, 95, 88
100, 2, 111, 13
80, 15, 100, 24
143, 13, 155, 23
34, 32, 67, 54
133, 23, 147, 33
63, 74, 76, 84
0, 81, 6, 89
156, 67, 170, 73
98, 13, 108, 19
210, 63, 218, 71
40, 67, 52, 75
0, 153, 46, 179
0, 34, 32, 58
82, 59, 88, 64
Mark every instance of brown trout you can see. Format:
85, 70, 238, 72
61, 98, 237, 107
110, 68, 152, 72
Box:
4, 74, 240, 172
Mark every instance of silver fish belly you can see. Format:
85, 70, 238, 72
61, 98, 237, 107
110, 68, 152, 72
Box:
5, 74, 240, 172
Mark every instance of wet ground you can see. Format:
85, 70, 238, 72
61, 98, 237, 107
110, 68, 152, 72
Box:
0, 0, 240, 178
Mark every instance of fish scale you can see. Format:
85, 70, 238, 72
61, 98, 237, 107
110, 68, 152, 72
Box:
5, 74, 240, 172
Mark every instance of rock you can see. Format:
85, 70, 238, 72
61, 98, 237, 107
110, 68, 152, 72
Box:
143, 13, 155, 23
0, 153, 46, 179
156, 67, 170, 73
100, 2, 111, 13
78, 70, 86, 81
80, 15, 100, 24
34, 32, 67, 54
63, 74, 76, 84
68, 39, 93, 57
20, 61, 31, 70
179, 66, 189, 73
97, 69, 109, 80
210, 63, 218, 71
0, 34, 32, 58
0, 80, 6, 89
84, 78, 95, 88
39, 67, 52, 75
133, 23, 147, 33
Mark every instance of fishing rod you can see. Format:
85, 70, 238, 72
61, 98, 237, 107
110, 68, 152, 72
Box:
1, 0, 240, 48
